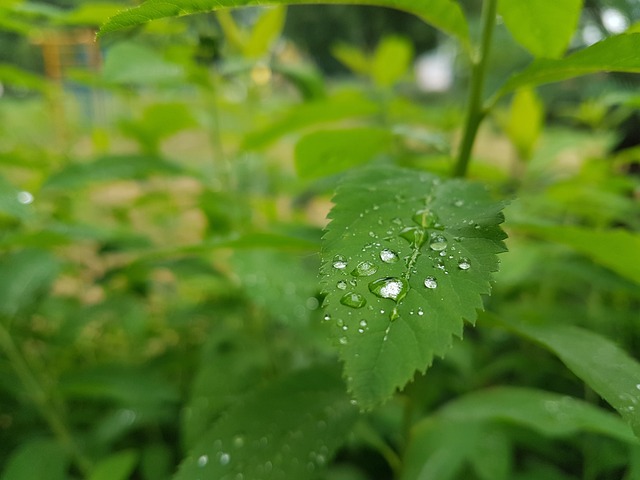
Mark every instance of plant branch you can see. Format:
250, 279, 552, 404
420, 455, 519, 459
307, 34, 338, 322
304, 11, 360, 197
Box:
0, 323, 93, 476
452, 0, 498, 178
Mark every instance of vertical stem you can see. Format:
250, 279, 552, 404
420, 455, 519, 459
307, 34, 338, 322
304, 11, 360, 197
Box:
0, 324, 93, 475
452, 0, 498, 178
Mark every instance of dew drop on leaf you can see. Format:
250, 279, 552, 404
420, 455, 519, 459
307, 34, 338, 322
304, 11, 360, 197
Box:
336, 280, 347, 290
424, 276, 438, 289
359, 319, 368, 328
340, 292, 367, 308
379, 248, 399, 263
219, 452, 230, 466
412, 208, 439, 228
332, 255, 347, 269
368, 277, 407, 301
339, 336, 348, 345
458, 258, 471, 270
429, 234, 447, 251
197, 455, 208, 467
352, 261, 378, 277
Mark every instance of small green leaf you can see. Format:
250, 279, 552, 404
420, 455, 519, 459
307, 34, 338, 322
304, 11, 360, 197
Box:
332, 43, 371, 76
321, 165, 507, 408
295, 127, 394, 179
499, 33, 640, 95
1, 439, 68, 480
44, 155, 183, 189
498, 0, 583, 58
89, 450, 139, 480
504, 88, 544, 160
516, 224, 640, 284
495, 315, 640, 439
371, 35, 414, 87
0, 250, 60, 319
439, 387, 638, 444
99, 0, 470, 51
174, 366, 358, 480
244, 6, 286, 58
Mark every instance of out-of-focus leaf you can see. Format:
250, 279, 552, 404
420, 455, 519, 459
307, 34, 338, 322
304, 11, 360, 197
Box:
44, 155, 183, 189
175, 366, 358, 480
0, 176, 31, 221
140, 444, 173, 480
1, 439, 68, 480
88, 450, 139, 480
0, 249, 59, 319
59, 2, 123, 26
499, 33, 640, 94
322, 165, 507, 408
332, 43, 370, 75
499, 0, 583, 58
102, 41, 185, 85
295, 127, 394, 179
505, 88, 544, 160
495, 315, 640, 439
516, 224, 640, 284
244, 6, 286, 58
0, 64, 48, 92
371, 35, 414, 87
272, 63, 326, 100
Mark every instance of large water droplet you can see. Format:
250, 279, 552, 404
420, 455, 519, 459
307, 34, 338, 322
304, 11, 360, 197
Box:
368, 277, 407, 301
458, 258, 471, 270
337, 280, 347, 290
352, 261, 378, 277
380, 248, 399, 263
16, 191, 34, 205
198, 455, 209, 467
424, 276, 438, 289
429, 234, 447, 251
332, 255, 347, 269
340, 292, 366, 308
219, 452, 230, 466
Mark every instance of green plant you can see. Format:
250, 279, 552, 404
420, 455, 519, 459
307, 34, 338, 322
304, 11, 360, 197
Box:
1, 0, 640, 479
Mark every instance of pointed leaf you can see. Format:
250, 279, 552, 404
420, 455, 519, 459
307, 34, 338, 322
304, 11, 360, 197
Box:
321, 165, 507, 408
505, 88, 544, 161
174, 366, 358, 480
371, 35, 414, 87
498, 0, 583, 58
99, 0, 470, 50
1, 439, 68, 480
495, 315, 640, 439
244, 6, 287, 58
499, 33, 640, 95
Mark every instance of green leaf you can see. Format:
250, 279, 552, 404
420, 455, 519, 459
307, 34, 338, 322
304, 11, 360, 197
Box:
0, 250, 60, 319
371, 35, 414, 87
504, 88, 544, 160
295, 127, 394, 179
44, 155, 183, 189
89, 450, 139, 480
244, 6, 286, 58
99, 0, 470, 50
101, 41, 185, 85
321, 165, 507, 408
498, 0, 583, 58
332, 43, 371, 76
499, 33, 640, 95
174, 366, 358, 480
0, 64, 48, 93
1, 439, 68, 480
516, 224, 640, 284
438, 387, 638, 444
494, 315, 640, 439
0, 175, 31, 221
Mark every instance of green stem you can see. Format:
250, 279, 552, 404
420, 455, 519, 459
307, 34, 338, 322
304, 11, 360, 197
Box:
452, 0, 498, 178
0, 323, 93, 476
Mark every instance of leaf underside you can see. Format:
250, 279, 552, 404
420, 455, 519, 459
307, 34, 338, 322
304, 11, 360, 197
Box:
321, 165, 507, 409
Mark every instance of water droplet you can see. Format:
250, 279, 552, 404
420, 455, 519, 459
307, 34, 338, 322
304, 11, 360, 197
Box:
424, 276, 438, 289
412, 209, 439, 228
417, 308, 424, 316
337, 280, 347, 290
219, 452, 230, 466
198, 455, 209, 467
368, 277, 407, 301
332, 255, 347, 269
323, 314, 331, 322
636, 384, 640, 391
16, 191, 33, 205
340, 292, 366, 308
429, 234, 447, 251
352, 261, 378, 277
339, 336, 348, 345
233, 435, 245, 448
359, 319, 368, 327
391, 217, 403, 226
390, 306, 400, 321
453, 199, 464, 207
458, 258, 471, 270
380, 248, 399, 263
400, 226, 424, 245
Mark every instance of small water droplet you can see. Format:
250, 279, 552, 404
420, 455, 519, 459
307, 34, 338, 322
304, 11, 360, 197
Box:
400, 226, 424, 245
332, 255, 347, 269
219, 452, 230, 466
391, 217, 403, 226
417, 308, 424, 316
340, 292, 366, 308
458, 258, 471, 270
337, 280, 347, 290
368, 277, 407, 301
424, 276, 438, 289
429, 234, 447, 251
352, 261, 378, 277
636, 384, 640, 391
390, 306, 400, 321
198, 455, 208, 467
358, 328, 365, 333
233, 435, 245, 448
323, 313, 331, 322
16, 191, 33, 205
359, 319, 368, 327
339, 336, 348, 345
453, 199, 464, 207
380, 248, 399, 263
